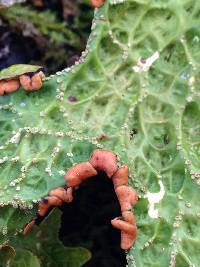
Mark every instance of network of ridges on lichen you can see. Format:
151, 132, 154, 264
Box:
1, 0, 200, 266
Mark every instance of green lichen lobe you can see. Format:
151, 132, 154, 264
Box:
0, 64, 42, 80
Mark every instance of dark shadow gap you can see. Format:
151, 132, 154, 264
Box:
0, 1, 93, 74
59, 172, 126, 267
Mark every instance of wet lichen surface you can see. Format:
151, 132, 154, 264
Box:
1, 0, 200, 266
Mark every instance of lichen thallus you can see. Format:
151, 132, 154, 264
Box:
23, 150, 138, 250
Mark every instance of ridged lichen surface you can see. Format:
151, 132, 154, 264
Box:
0, 0, 200, 266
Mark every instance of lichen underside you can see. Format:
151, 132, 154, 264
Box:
0, 0, 200, 266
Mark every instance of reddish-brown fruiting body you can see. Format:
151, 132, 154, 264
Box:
121, 211, 137, 250
66, 187, 73, 202
38, 196, 62, 216
65, 161, 97, 187
33, 0, 43, 7
49, 187, 73, 202
120, 227, 137, 250
122, 211, 136, 224
49, 187, 70, 202
115, 185, 138, 211
112, 165, 129, 188
31, 149, 138, 251
111, 217, 136, 235
111, 211, 137, 250
23, 219, 35, 235
111, 218, 137, 250
24, 187, 74, 234
89, 149, 118, 177
0, 80, 20, 95
91, 0, 105, 8
96, 134, 108, 141
19, 71, 44, 91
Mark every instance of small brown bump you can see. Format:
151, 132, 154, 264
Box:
49, 187, 73, 203
89, 149, 118, 177
96, 134, 108, 141
22, 219, 35, 235
49, 187, 67, 202
68, 96, 77, 103
111, 216, 137, 250
122, 212, 137, 250
112, 165, 129, 188
111, 217, 136, 235
19, 71, 44, 91
66, 187, 73, 202
47, 196, 62, 206
121, 226, 137, 250
91, 0, 105, 8
65, 161, 97, 187
0, 79, 20, 95
115, 186, 138, 211
122, 211, 136, 224
38, 202, 50, 217
38, 196, 62, 216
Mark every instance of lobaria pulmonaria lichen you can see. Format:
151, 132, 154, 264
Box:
23, 149, 138, 250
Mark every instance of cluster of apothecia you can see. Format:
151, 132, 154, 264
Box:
23, 149, 138, 250
0, 65, 45, 96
